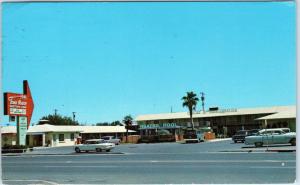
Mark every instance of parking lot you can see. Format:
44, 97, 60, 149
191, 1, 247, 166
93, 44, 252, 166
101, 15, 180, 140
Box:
2, 139, 296, 184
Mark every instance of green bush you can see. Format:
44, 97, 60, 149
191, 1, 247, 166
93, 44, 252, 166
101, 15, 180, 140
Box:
2, 144, 27, 149
2, 144, 31, 153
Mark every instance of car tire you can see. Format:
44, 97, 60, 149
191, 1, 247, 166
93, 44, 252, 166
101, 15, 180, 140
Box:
255, 142, 263, 147
290, 138, 296, 146
234, 140, 237, 143
106, 149, 111, 152
75, 147, 81, 153
96, 148, 102, 152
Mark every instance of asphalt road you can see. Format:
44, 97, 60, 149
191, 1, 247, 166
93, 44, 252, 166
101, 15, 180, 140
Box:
2, 140, 296, 184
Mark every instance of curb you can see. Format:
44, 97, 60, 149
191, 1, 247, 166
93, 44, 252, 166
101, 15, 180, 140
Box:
2, 152, 125, 156
265, 150, 296, 152
219, 149, 296, 153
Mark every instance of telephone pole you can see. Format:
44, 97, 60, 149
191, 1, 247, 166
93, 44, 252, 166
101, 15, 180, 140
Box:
72, 112, 76, 122
54, 109, 58, 116
200, 92, 205, 113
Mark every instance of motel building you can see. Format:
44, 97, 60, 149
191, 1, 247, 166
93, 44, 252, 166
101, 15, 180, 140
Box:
1, 124, 136, 147
135, 105, 296, 140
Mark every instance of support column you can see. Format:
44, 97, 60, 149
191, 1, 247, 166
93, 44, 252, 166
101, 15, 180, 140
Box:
264, 120, 268, 128
42, 134, 46, 147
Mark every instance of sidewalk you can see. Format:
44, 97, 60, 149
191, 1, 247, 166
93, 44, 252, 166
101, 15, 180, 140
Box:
220, 145, 296, 153
207, 138, 232, 142
2, 146, 74, 156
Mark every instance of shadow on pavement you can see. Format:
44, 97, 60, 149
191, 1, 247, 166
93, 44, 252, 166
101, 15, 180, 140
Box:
242, 144, 292, 148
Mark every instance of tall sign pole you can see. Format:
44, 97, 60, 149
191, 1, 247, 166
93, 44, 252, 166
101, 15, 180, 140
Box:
4, 80, 34, 145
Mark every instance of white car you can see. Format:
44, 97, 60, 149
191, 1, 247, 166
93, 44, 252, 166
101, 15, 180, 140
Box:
245, 128, 296, 147
101, 136, 121, 145
74, 139, 115, 153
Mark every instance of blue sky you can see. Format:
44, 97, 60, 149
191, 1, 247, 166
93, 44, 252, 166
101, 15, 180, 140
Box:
2, 2, 296, 125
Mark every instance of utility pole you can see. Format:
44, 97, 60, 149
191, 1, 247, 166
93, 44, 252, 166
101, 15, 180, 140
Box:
54, 109, 58, 116
200, 92, 205, 113
72, 112, 76, 122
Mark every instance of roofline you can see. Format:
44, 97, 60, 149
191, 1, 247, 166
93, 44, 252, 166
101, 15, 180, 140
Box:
135, 105, 296, 121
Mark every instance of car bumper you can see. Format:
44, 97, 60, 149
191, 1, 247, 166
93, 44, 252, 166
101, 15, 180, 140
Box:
184, 139, 199, 143
103, 145, 115, 149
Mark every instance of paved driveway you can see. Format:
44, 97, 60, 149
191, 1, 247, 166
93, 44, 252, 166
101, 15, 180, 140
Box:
2, 139, 296, 184
21, 139, 295, 155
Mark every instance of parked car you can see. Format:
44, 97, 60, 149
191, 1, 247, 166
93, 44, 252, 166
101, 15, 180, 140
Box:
183, 128, 206, 143
138, 129, 175, 143
232, 129, 261, 143
74, 139, 115, 153
232, 130, 249, 143
244, 128, 296, 147
101, 136, 121, 145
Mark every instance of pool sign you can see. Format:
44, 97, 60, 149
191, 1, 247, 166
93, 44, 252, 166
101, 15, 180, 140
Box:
4, 80, 34, 127
18, 116, 28, 146
140, 123, 178, 129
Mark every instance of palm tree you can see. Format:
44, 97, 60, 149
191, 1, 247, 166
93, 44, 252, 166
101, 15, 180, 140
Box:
123, 115, 133, 143
182, 91, 199, 130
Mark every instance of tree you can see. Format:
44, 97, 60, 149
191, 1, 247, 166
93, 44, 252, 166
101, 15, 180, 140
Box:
96, 121, 121, 126
182, 91, 199, 130
111, 120, 122, 126
38, 114, 79, 125
96, 122, 109, 126
123, 115, 133, 143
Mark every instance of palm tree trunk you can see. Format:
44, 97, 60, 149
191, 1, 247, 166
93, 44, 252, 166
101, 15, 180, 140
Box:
126, 129, 128, 143
189, 108, 194, 130
190, 115, 194, 130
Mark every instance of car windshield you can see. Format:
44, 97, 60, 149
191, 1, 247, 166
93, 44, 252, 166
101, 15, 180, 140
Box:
236, 131, 246, 135
85, 140, 104, 144
247, 130, 259, 135
184, 130, 196, 135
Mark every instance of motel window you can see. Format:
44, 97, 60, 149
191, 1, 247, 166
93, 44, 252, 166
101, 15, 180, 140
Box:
70, 133, 74, 141
59, 134, 64, 142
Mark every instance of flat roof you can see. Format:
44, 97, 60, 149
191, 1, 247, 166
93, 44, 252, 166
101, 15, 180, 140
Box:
1, 126, 17, 134
256, 109, 296, 120
135, 105, 295, 121
2, 124, 136, 134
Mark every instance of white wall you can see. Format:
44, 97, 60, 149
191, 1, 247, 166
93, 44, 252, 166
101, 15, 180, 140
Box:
50, 132, 80, 147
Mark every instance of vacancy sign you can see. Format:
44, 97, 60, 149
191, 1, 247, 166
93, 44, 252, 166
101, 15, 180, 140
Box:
4, 80, 34, 127
4, 93, 27, 115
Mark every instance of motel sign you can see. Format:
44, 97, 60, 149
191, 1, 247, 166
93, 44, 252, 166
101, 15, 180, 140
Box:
3, 80, 34, 145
